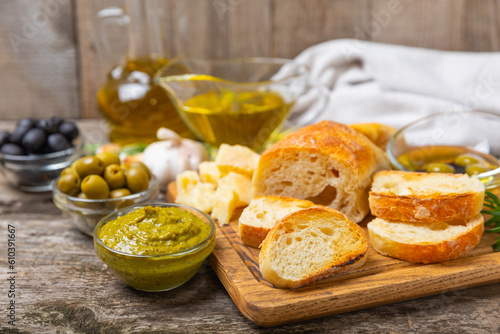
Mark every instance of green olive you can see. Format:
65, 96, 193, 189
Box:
424, 162, 455, 173
129, 161, 151, 180
57, 174, 81, 196
454, 153, 483, 167
81, 175, 110, 199
110, 188, 132, 199
126, 167, 149, 193
61, 167, 78, 178
465, 163, 490, 176
95, 152, 121, 169
74, 156, 104, 178
104, 164, 126, 190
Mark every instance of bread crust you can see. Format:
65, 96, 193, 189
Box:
254, 121, 388, 187
369, 171, 485, 223
367, 214, 484, 264
369, 192, 484, 223
259, 207, 368, 289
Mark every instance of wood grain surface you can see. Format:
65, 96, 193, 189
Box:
1, 0, 500, 119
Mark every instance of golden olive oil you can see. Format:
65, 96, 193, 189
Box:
181, 90, 292, 151
97, 57, 195, 145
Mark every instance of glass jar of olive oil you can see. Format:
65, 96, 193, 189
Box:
96, 0, 195, 145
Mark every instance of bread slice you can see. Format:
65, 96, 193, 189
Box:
369, 171, 485, 223
259, 207, 368, 289
367, 214, 484, 264
252, 121, 390, 223
238, 196, 315, 248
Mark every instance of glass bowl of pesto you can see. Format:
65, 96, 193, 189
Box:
93, 203, 216, 292
53, 175, 160, 236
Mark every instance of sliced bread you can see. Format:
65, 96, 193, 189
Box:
238, 196, 315, 248
259, 207, 368, 289
367, 214, 484, 264
369, 171, 485, 223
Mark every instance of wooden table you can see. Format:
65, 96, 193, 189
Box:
1, 120, 499, 333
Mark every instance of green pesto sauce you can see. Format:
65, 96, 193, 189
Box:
99, 206, 210, 255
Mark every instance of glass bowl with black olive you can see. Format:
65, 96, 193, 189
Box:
0, 117, 82, 192
93, 203, 216, 292
53, 174, 160, 236
387, 110, 500, 188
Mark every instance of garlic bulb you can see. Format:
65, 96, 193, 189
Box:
142, 128, 208, 189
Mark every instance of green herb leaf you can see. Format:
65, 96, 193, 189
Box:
481, 192, 500, 252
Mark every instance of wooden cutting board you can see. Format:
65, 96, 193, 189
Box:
167, 183, 500, 327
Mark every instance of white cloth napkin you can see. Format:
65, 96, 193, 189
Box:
294, 39, 500, 129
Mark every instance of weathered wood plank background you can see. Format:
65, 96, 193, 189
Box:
0, 0, 500, 120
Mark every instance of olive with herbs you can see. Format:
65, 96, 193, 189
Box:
81, 174, 110, 199
73, 156, 104, 178
126, 167, 149, 193
104, 164, 125, 189
57, 173, 81, 196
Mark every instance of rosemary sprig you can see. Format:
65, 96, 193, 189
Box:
481, 191, 500, 252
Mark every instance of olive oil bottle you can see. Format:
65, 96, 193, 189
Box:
96, 0, 195, 145
97, 57, 194, 145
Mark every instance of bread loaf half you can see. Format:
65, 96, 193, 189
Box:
367, 214, 484, 264
238, 196, 315, 248
252, 121, 390, 223
369, 171, 485, 223
259, 207, 368, 289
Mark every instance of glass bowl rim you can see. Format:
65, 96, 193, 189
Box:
93, 202, 216, 259
52, 174, 160, 205
154, 56, 310, 88
387, 110, 500, 179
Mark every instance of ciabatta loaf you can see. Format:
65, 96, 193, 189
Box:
238, 196, 315, 248
367, 214, 484, 264
369, 171, 485, 223
252, 121, 390, 223
259, 207, 368, 289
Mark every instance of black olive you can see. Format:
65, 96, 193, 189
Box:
1, 143, 25, 156
37, 118, 58, 134
58, 121, 79, 141
17, 118, 36, 129
21, 128, 46, 153
51, 116, 63, 128
47, 133, 71, 152
9, 125, 32, 144
0, 131, 10, 147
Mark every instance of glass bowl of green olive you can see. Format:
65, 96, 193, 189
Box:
387, 110, 500, 188
52, 152, 160, 236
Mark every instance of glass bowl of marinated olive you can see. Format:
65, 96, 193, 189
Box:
52, 152, 160, 236
0, 117, 82, 192
387, 110, 500, 188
